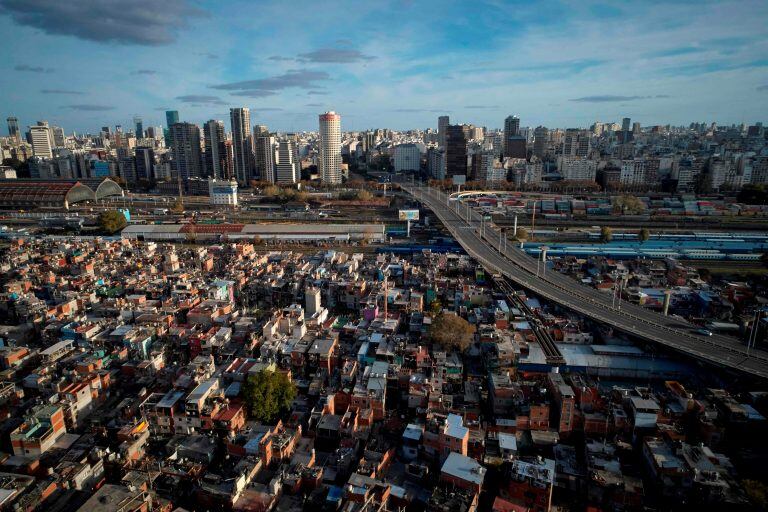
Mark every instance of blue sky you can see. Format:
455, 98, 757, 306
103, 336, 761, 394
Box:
1, 0, 767, 134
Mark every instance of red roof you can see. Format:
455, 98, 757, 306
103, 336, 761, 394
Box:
180, 224, 244, 234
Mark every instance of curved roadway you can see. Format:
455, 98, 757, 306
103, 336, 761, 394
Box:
406, 185, 768, 380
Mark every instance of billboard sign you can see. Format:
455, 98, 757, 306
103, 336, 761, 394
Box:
452, 175, 466, 186
399, 209, 420, 221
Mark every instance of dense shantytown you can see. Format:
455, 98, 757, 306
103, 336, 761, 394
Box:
0, 232, 762, 512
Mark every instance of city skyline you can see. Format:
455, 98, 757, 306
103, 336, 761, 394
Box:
1, 0, 768, 133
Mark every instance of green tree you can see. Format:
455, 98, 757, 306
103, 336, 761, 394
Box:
514, 227, 528, 241
98, 210, 127, 234
357, 189, 373, 201
638, 228, 650, 243
600, 226, 613, 243
242, 369, 297, 423
171, 199, 184, 213
429, 312, 475, 352
612, 195, 645, 214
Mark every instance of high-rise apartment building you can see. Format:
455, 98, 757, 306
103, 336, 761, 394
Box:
563, 129, 591, 157
169, 122, 203, 181
29, 122, 54, 159
275, 139, 299, 184
557, 156, 597, 182
223, 140, 234, 180
203, 120, 226, 179
751, 156, 768, 185
438, 115, 450, 148
427, 147, 445, 179
503, 115, 520, 157
393, 143, 421, 173
254, 135, 276, 183
230, 107, 253, 184
7, 117, 20, 142
533, 126, 549, 158
619, 159, 650, 188
319, 111, 342, 184
51, 126, 65, 148
445, 124, 472, 178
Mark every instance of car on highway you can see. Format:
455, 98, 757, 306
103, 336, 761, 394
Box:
695, 328, 713, 336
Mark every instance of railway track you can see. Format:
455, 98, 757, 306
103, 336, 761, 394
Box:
406, 184, 768, 379
493, 275, 565, 366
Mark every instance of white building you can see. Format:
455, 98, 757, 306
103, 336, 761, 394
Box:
558, 156, 597, 182
254, 135, 276, 183
393, 143, 421, 173
319, 111, 342, 184
524, 159, 543, 185
208, 178, 238, 206
275, 139, 299, 184
620, 159, 649, 188
30, 122, 54, 159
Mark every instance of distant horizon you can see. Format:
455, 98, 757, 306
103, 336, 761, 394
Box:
2, 111, 761, 139
1, 0, 767, 134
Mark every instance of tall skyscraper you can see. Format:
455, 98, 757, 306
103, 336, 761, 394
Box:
203, 120, 226, 179
275, 139, 299, 184
164, 111, 179, 145
503, 115, 520, 157
6, 117, 19, 142
445, 124, 471, 178
254, 135, 276, 183
166, 110, 179, 127
230, 107, 253, 184
223, 140, 234, 179
319, 111, 342, 184
29, 122, 54, 159
533, 126, 549, 158
437, 115, 450, 148
169, 122, 203, 181
134, 117, 144, 138
621, 117, 631, 143
135, 147, 155, 180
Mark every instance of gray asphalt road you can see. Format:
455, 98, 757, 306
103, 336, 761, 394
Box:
406, 184, 768, 380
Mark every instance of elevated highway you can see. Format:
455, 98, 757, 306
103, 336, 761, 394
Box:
405, 184, 768, 380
